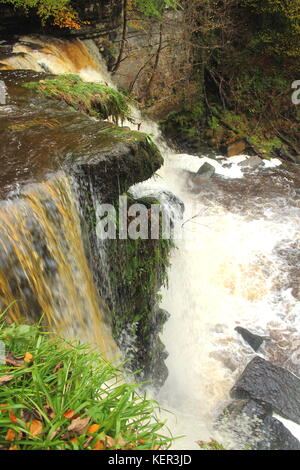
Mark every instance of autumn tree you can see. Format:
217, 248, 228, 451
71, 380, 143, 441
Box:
0, 0, 81, 29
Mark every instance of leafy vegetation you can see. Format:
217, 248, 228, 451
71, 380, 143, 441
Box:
239, 0, 300, 58
0, 319, 173, 450
0, 0, 80, 28
134, 0, 180, 18
150, 0, 300, 158
24, 75, 131, 124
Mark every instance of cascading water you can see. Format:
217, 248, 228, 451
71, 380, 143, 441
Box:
0, 172, 117, 358
1, 35, 300, 449
131, 149, 300, 448
0, 36, 113, 85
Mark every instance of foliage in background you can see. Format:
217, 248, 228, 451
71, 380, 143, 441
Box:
0, 320, 173, 450
239, 0, 300, 57
134, 0, 180, 18
0, 0, 81, 28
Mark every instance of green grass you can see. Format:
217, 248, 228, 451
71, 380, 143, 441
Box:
24, 74, 131, 124
0, 320, 173, 450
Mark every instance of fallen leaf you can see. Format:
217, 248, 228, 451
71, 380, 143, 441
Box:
44, 405, 55, 419
0, 376, 13, 386
24, 352, 33, 365
87, 424, 100, 434
29, 419, 43, 436
68, 416, 90, 435
64, 410, 75, 419
21, 408, 42, 423
9, 410, 17, 423
5, 352, 23, 367
0, 404, 9, 413
93, 440, 104, 450
5, 429, 16, 441
116, 434, 127, 447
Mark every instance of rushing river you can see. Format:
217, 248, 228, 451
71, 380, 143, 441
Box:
127, 138, 300, 448
1, 36, 300, 449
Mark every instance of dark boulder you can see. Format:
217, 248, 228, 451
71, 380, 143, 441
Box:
258, 415, 300, 450
128, 188, 185, 225
220, 399, 300, 450
231, 356, 300, 424
226, 398, 271, 421
197, 162, 215, 179
235, 326, 269, 352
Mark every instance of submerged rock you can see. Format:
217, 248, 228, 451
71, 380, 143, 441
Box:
197, 162, 215, 179
235, 326, 269, 352
231, 356, 300, 424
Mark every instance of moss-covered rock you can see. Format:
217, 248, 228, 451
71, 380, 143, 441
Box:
72, 127, 163, 202
23, 74, 131, 123
104, 196, 173, 388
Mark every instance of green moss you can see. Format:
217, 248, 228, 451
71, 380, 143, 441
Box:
104, 196, 174, 387
23, 74, 131, 124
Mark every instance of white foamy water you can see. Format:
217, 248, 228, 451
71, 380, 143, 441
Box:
131, 145, 300, 449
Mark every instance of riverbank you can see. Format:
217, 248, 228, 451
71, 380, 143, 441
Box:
0, 317, 172, 450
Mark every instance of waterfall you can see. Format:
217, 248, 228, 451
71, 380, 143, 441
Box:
0, 36, 113, 85
2, 35, 300, 449
0, 172, 117, 358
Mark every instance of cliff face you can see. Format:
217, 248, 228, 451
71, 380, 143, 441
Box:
0, 0, 122, 38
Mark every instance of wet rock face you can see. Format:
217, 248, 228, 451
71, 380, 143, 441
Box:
0, 70, 163, 200
235, 327, 267, 352
231, 356, 300, 424
73, 138, 163, 203
220, 399, 300, 450
0, 68, 168, 389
